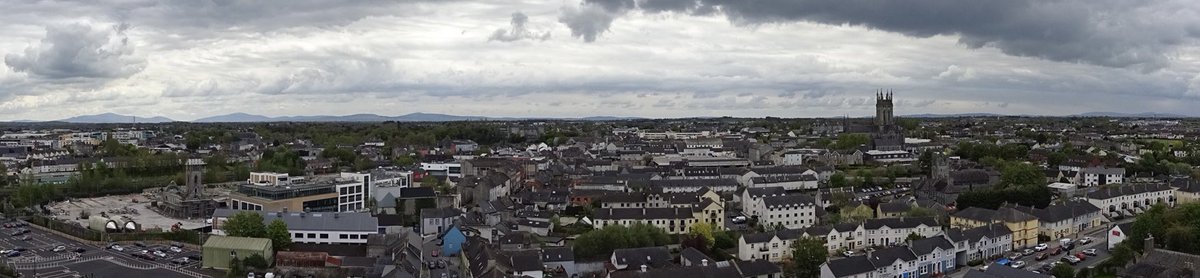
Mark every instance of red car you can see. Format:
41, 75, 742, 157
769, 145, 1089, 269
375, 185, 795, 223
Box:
1049, 247, 1063, 255
1035, 252, 1048, 261
1074, 252, 1087, 260
432, 249, 440, 257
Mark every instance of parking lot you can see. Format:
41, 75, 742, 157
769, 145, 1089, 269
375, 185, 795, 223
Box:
0, 219, 212, 278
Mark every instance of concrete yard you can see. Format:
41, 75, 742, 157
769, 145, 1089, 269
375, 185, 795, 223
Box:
47, 194, 210, 231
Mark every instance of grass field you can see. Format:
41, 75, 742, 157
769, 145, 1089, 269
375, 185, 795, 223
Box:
1142, 138, 1185, 148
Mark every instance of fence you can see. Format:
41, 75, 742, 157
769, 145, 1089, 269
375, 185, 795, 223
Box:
27, 215, 208, 247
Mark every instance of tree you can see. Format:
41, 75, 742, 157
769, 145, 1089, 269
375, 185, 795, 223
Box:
905, 232, 923, 242
905, 207, 936, 218
713, 230, 737, 249
421, 176, 440, 188
1051, 263, 1075, 278
226, 257, 245, 278
829, 172, 848, 188
223, 212, 266, 238
783, 237, 827, 278
1000, 162, 1043, 188
266, 219, 292, 251
688, 222, 716, 250
242, 254, 269, 269
840, 205, 874, 224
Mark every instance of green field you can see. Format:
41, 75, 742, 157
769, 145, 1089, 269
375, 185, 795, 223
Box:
1142, 138, 1185, 148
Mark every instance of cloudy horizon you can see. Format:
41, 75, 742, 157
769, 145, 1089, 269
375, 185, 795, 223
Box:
2, 0, 1199, 121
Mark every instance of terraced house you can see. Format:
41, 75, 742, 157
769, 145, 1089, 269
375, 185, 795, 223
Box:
1007, 201, 1102, 240
950, 207, 1039, 249
945, 223, 1013, 265
737, 217, 943, 262
818, 236, 957, 278
591, 189, 725, 234
1085, 183, 1175, 218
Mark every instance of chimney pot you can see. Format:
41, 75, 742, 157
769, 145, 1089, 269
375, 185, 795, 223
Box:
640, 264, 648, 272
701, 259, 708, 266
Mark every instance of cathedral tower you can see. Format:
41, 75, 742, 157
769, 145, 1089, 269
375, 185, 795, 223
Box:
875, 89, 895, 127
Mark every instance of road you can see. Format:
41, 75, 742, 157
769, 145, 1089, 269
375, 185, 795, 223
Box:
949, 219, 1131, 277
421, 235, 462, 278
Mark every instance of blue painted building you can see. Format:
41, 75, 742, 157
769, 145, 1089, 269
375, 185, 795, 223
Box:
441, 225, 466, 256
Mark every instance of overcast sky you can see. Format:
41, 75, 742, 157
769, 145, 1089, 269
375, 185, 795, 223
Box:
2, 0, 1199, 121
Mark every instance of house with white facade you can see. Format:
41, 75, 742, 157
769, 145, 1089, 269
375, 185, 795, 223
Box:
862, 217, 943, 247
211, 209, 379, 244
749, 174, 819, 190
946, 223, 1013, 265
818, 236, 957, 278
1085, 183, 1175, 218
755, 194, 818, 229
1077, 167, 1125, 186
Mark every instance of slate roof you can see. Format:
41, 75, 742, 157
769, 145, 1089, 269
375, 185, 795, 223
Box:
749, 166, 811, 176
741, 228, 805, 244
501, 250, 543, 272
1080, 167, 1125, 176
878, 201, 912, 214
421, 207, 462, 219
908, 236, 955, 256
947, 223, 1012, 244
213, 209, 377, 232
680, 247, 711, 265
824, 256, 875, 277
1170, 178, 1200, 193
1006, 201, 1100, 223
762, 194, 817, 208
612, 247, 672, 268
649, 179, 739, 189
751, 174, 817, 184
541, 247, 574, 263
744, 187, 788, 199
862, 217, 939, 230
953, 207, 997, 222
594, 207, 695, 220
733, 259, 781, 278
517, 219, 550, 228
608, 265, 742, 278
398, 187, 436, 199
1085, 183, 1173, 200
963, 263, 1050, 278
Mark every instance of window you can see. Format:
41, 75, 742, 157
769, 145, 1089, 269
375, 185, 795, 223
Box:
295, 233, 302, 238
340, 234, 348, 239
320, 234, 329, 239
307, 233, 316, 238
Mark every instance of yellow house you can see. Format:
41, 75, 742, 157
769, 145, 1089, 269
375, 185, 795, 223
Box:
951, 207, 1039, 249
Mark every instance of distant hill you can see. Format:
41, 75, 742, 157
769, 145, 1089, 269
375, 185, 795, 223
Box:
901, 113, 1008, 118
59, 113, 174, 123
1070, 112, 1189, 118
191, 112, 639, 122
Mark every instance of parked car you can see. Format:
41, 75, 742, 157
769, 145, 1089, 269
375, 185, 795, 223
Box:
110, 245, 124, 252
1061, 256, 1080, 265
170, 242, 184, 248
1007, 253, 1022, 260
169, 246, 183, 253
74, 247, 86, 253
134, 242, 147, 247
1075, 252, 1087, 260
18, 236, 30, 241
153, 250, 168, 258
1079, 237, 1093, 244
187, 254, 202, 261
6, 252, 19, 257
1049, 247, 1063, 255
1034, 243, 1049, 251
52, 246, 66, 252
1022, 248, 1035, 256
843, 251, 857, 257
171, 258, 190, 265
1035, 253, 1048, 261
432, 249, 440, 257
13, 248, 27, 252
1011, 261, 1027, 268
1083, 249, 1098, 256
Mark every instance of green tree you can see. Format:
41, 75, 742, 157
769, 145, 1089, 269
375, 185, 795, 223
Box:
840, 205, 874, 224
1051, 263, 1075, 278
783, 237, 827, 278
905, 207, 936, 218
829, 172, 847, 188
226, 257, 245, 278
266, 219, 292, 251
830, 133, 870, 150
1000, 162, 1043, 188
223, 212, 266, 238
242, 253, 269, 269
905, 232, 923, 242
688, 222, 716, 250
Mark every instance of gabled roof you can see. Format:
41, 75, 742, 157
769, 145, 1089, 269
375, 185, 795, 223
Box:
608, 265, 742, 278
612, 247, 672, 268
762, 194, 816, 208
867, 245, 918, 266
733, 259, 781, 277
908, 236, 955, 256
680, 247, 711, 265
947, 223, 1012, 244
825, 256, 875, 277
1085, 183, 1173, 200
743, 187, 787, 199
541, 247, 574, 263
878, 201, 912, 213
213, 209, 378, 232
863, 217, 939, 230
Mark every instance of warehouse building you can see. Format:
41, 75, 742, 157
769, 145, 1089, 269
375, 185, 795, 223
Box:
202, 236, 274, 270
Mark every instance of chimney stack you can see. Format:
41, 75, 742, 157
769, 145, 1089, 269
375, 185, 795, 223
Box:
701, 259, 708, 266
640, 264, 647, 272
1144, 235, 1155, 254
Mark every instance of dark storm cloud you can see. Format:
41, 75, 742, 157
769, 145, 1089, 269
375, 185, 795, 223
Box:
563, 0, 1200, 69
489, 12, 551, 42
5, 23, 145, 80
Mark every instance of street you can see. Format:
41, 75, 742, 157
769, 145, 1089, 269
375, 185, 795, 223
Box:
949, 219, 1130, 277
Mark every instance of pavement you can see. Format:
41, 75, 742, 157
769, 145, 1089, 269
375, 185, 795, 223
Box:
0, 219, 215, 278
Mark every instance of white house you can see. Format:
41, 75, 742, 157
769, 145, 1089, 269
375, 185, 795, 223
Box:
211, 209, 379, 244
1107, 223, 1134, 250
946, 223, 1013, 265
818, 236, 957, 278
1085, 183, 1175, 218
1078, 167, 1125, 186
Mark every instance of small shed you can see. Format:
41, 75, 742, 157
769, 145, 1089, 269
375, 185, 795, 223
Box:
202, 236, 274, 270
